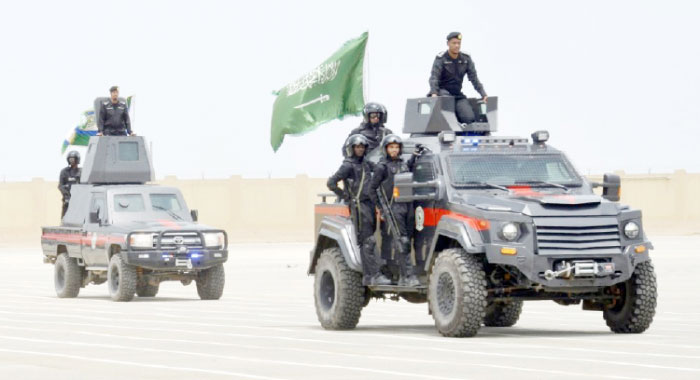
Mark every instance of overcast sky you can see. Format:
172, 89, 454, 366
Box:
0, 0, 698, 181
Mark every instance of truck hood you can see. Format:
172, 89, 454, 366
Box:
109, 220, 220, 233
463, 189, 621, 217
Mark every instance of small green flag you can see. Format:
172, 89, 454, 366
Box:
270, 32, 368, 151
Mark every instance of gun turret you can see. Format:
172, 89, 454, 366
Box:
80, 136, 154, 184
403, 96, 498, 135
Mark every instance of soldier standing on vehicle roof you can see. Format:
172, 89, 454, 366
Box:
97, 86, 135, 136
344, 102, 392, 156
328, 135, 392, 286
369, 135, 421, 287
59, 151, 81, 218
428, 32, 488, 124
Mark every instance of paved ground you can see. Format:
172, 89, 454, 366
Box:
1, 236, 699, 380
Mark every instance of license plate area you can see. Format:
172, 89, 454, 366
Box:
175, 258, 193, 269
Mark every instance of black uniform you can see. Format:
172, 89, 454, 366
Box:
369, 155, 417, 262
98, 100, 131, 136
59, 166, 81, 217
327, 156, 382, 283
428, 51, 487, 124
345, 123, 393, 156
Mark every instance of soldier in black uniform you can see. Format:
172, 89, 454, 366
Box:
369, 135, 421, 287
428, 32, 488, 124
59, 151, 82, 217
328, 134, 391, 286
98, 86, 134, 136
344, 102, 392, 156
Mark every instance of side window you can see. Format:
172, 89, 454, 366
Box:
89, 195, 107, 221
413, 159, 436, 195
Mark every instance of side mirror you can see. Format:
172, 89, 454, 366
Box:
190, 209, 199, 222
593, 173, 621, 202
602, 173, 621, 202
89, 211, 101, 225
393, 172, 440, 202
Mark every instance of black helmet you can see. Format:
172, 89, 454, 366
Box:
66, 151, 80, 165
344, 134, 370, 157
362, 102, 388, 124
380, 134, 403, 157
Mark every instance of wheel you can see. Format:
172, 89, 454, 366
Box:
196, 264, 225, 300
108, 254, 137, 302
313, 247, 366, 330
484, 300, 523, 327
136, 282, 159, 297
54, 253, 82, 298
603, 261, 657, 333
428, 248, 487, 337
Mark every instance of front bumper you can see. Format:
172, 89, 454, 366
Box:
484, 241, 653, 288
124, 248, 228, 270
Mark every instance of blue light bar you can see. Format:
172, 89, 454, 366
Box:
460, 138, 480, 146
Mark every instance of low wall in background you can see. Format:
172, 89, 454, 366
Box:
1, 171, 699, 245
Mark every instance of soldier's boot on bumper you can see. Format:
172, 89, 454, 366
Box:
361, 237, 391, 286
397, 237, 420, 287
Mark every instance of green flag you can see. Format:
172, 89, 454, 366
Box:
270, 32, 368, 151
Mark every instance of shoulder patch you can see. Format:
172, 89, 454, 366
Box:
436, 51, 446, 57
119, 101, 126, 105
102, 101, 109, 105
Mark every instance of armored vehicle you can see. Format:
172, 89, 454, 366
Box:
42, 136, 228, 301
310, 96, 656, 337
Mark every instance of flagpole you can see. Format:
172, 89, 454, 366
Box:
364, 32, 370, 102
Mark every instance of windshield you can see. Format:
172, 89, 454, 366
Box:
448, 154, 581, 186
150, 194, 182, 211
114, 194, 146, 212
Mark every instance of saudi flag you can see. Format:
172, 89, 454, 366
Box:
270, 32, 368, 151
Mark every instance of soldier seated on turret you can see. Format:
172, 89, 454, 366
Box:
97, 86, 136, 137
428, 32, 488, 125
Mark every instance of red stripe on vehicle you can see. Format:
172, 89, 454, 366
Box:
315, 205, 350, 217
157, 219, 182, 230
508, 185, 547, 197
422, 208, 490, 231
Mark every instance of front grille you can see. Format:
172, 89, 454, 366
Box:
153, 232, 203, 250
534, 217, 621, 255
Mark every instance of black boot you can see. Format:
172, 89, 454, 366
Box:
362, 237, 392, 286
397, 240, 420, 287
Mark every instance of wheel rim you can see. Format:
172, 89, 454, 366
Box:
109, 265, 120, 292
56, 263, 65, 290
437, 272, 456, 316
319, 270, 336, 311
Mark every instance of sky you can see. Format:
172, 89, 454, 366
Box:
0, 0, 698, 181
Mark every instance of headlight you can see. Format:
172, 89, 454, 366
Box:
624, 221, 640, 239
501, 222, 519, 241
130, 233, 154, 248
203, 232, 225, 248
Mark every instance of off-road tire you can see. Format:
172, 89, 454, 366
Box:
54, 253, 81, 298
314, 248, 365, 330
428, 248, 487, 337
196, 264, 225, 300
108, 254, 137, 302
603, 261, 657, 333
136, 283, 159, 297
484, 300, 523, 327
